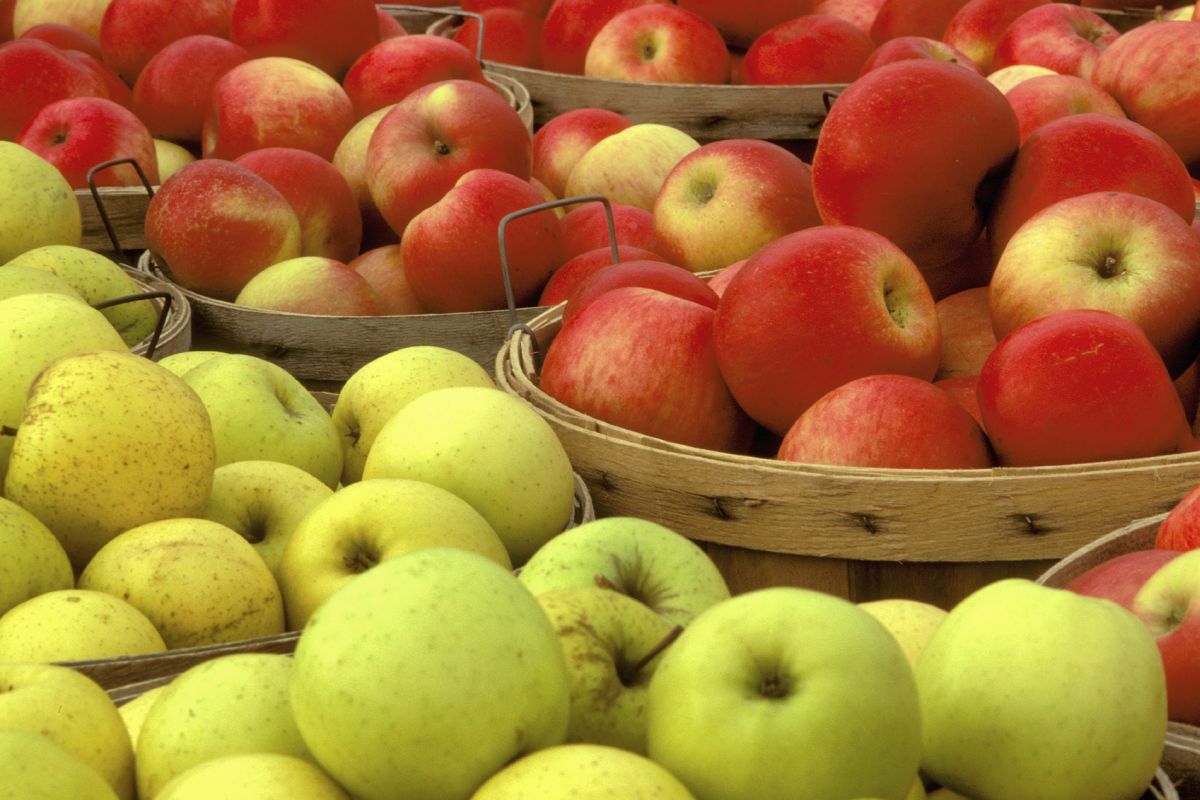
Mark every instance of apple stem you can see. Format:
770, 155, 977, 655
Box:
0, 425, 15, 437
624, 624, 684, 681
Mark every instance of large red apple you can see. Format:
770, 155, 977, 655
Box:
0, 39, 104, 140
989, 3, 1118, 81
540, 0, 668, 75
452, 7, 541, 69
229, 0, 379, 79
934, 286, 995, 379
741, 13, 875, 85
341, 34, 489, 119
562, 259, 717, 325
868, 0, 971, 43
677, 0, 814, 48
537, 244, 666, 305
132, 34, 252, 144
97, 0, 229, 84
941, 0, 1047, 73
584, 3, 729, 84
17, 96, 159, 189
531, 107, 631, 199
1004, 73, 1125, 144
712, 225, 941, 436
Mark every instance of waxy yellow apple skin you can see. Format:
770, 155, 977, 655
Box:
0, 139, 82, 261
564, 123, 699, 212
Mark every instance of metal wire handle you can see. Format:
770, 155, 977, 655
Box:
91, 290, 173, 361
85, 156, 156, 264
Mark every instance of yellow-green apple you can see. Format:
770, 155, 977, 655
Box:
179, 353, 344, 487
331, 345, 494, 484
1066, 549, 1183, 611
0, 497, 73, 617
362, 386, 576, 565
156, 754, 349, 800
814, 0, 887, 34
144, 158, 303, 299
202, 56, 355, 160
330, 103, 394, 246
341, 34, 489, 119
1004, 72, 1125, 143
11, 0, 110, 39
235, 255, 385, 315
132, 34, 251, 143
987, 114, 1194, 259
916, 579, 1166, 800
154, 349, 221, 376
541, 285, 755, 452
942, 0, 1047, 73
565, 122, 699, 211
539, 244, 667, 305
78, 517, 285, 647
985, 62, 1055, 94
366, 79, 533, 239
347, 244, 425, 314
0, 588, 165, 662
1156, 483, 1200, 551
0, 729, 121, 800
473, 744, 695, 799
234, 147, 363, 261
1093, 21, 1200, 169
991, 191, 1200, 376
19, 21, 103, 56
289, 548, 571, 799
400, 168, 563, 312
989, 3, 1118, 80
229, 0, 378, 80
934, 375, 984, 428
117, 686, 164, 750
584, 4, 730, 84
278, 478, 510, 628
706, 258, 745, 296
777, 374, 994, 468
0, 664, 134, 800
4, 350, 215, 570
933, 286, 995, 379
452, 7, 542, 68
562, 259, 718, 326
712, 226, 941, 436
540, 0, 669, 75
811, 59, 1019, 276
677, 0, 814, 48
562, 201, 657, 259
977, 309, 1193, 466
97, 0, 228, 84
135, 653, 310, 799
0, 262, 81, 300
652, 138, 821, 272
858, 35, 983, 76
531, 107, 631, 199
0, 140, 81, 261
858, 597, 948, 670
869, 0, 971, 42
645, 587, 921, 800
153, 138, 194, 180
0, 39, 105, 140
742, 13, 875, 84
520, 516, 730, 628
201, 459, 334, 579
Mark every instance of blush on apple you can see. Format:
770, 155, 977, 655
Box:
531, 107, 632, 199
229, 0, 379, 80
1004, 73, 1125, 144
562, 259, 718, 326
868, 0, 971, 43
584, 3, 730, 84
934, 286, 995, 379
933, 374, 985, 428
989, 3, 1118, 81
17, 95, 159, 188
18, 22, 103, 58
562, 201, 658, 259
941, 0, 1047, 73
348, 245, 426, 315
97, 0, 229, 84
341, 34, 489, 119
538, 244, 667, 306
132, 34, 252, 144
858, 35, 982, 76
452, 7, 542, 68
742, 14, 875, 85
813, 0, 887, 35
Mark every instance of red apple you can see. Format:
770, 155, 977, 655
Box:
933, 374, 985, 428
17, 96, 159, 189
202, 56, 356, 161
562, 259, 718, 325
742, 14, 875, 85
584, 4, 730, 84
400, 168, 563, 312
811, 59, 1019, 278
348, 245, 426, 315
813, 0, 887, 35
858, 35, 982, 76
453, 7, 541, 69
653, 138, 822, 272
1, 0, 13, 40
132, 34, 252, 144
342, 34, 489, 119
144, 159, 303, 299
19, 22, 102, 57
234, 147, 363, 262
462, 0, 553, 15
366, 79, 533, 240
1004, 73, 1126, 144
540, 0, 668, 75
1181, 359, 1200, 429
63, 49, 133, 109
531, 107, 632, 199
1158, 484, 1200, 553
230, 0, 379, 79
563, 122, 699, 211
977, 308, 1192, 466
713, 225, 941, 435
562, 201, 658, 259
234, 256, 384, 315
1067, 548, 1184, 611
0, 39, 104, 140
376, 7, 406, 39
540, 285, 755, 452
538, 244, 666, 305
989, 3, 1118, 81
934, 286, 995, 379
1129, 550, 1200, 724
777, 374, 994, 469
98, 0, 229, 84
707, 258, 745, 297
941, 0, 1047, 73
676, 0, 815, 48
868, 0, 971, 43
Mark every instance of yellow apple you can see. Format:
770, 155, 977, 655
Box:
0, 588, 166, 662
0, 729, 119, 800
0, 141, 81, 263
118, 685, 167, 750
0, 263, 83, 300
0, 496, 73, 617
858, 598, 948, 670
154, 138, 196, 182
156, 753, 350, 800
472, 744, 695, 799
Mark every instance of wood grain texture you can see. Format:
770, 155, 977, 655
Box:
78, 187, 149, 252
123, 268, 192, 360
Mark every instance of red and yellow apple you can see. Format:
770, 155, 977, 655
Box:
989, 3, 1118, 80
858, 35, 982, 76
584, 3, 730, 84
540, 0, 667, 75
229, 0, 378, 79
0, 39, 104, 140
1004, 73, 1125, 144
563, 122, 699, 211
941, 0, 1046, 73
742, 13, 875, 85
537, 243, 666, 305
561, 200, 658, 259
132, 34, 251, 144
562, 259, 718, 325
341, 34, 489, 119
97, 0, 229, 84
234, 256, 384, 316
933, 286, 994, 379
347, 244, 425, 315
17, 95, 159, 188
531, 107, 631, 199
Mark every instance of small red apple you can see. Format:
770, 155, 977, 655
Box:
17, 95, 159, 188
538, 244, 666, 306
562, 259, 718, 325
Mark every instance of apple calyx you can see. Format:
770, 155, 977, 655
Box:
433, 140, 451, 157
758, 670, 791, 700
884, 286, 908, 328
637, 36, 658, 63
1096, 254, 1126, 280
343, 544, 380, 574
617, 624, 684, 687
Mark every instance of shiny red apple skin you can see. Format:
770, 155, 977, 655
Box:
538, 244, 666, 306
562, 259, 717, 326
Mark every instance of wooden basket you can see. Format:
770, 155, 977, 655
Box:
495, 305, 1200, 609
123, 267, 191, 360
1037, 513, 1200, 798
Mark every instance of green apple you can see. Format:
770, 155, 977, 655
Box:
156, 753, 350, 800
5, 245, 158, 346
4, 349, 216, 570
645, 588, 921, 800
136, 653, 311, 799
202, 459, 335, 580
519, 517, 730, 628
0, 292, 127, 486
0, 263, 83, 301
0, 496, 73, 616
78, 517, 285, 648
155, 350, 223, 377
924, 789, 965, 799
180, 353, 343, 488
859, 598, 948, 670
0, 663, 134, 800
0, 729, 119, 800
0, 588, 166, 662
154, 138, 195, 183
290, 548, 571, 800
278, 477, 510, 629
332, 345, 494, 484
118, 685, 167, 751
472, 743, 696, 799
362, 386, 576, 565
0, 140, 82, 264
916, 579, 1166, 800
536, 585, 679, 754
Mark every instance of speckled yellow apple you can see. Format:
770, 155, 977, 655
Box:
472, 744, 696, 799
156, 753, 349, 800
0, 497, 73, 617
0, 589, 166, 662
858, 598, 948, 670
0, 729, 120, 800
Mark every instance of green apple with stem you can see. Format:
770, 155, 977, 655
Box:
0, 496, 73, 616
0, 729, 119, 800
156, 754, 349, 800
519, 517, 730, 628
0, 588, 166, 662
472, 743, 696, 799
0, 263, 83, 300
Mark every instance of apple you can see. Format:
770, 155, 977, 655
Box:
97, 0, 229, 84
0, 729, 122, 800
777, 374, 994, 469
934, 374, 984, 427
452, 7, 542, 68
713, 225, 941, 436
366, 79, 533, 240
933, 286, 994, 379
645, 587, 921, 799
918, 579, 1166, 800
17, 96, 158, 190
19, 21, 102, 57
677, 0, 815, 48
989, 3, 1118, 80
814, 0, 887, 34
153, 138, 194, 181
742, 13, 875, 85
942, 0, 1048, 73
532, 107, 631, 200
64, 49, 132, 109
564, 122, 700, 212
706, 258, 745, 297
0, 141, 81, 262
540, 0, 669, 75
0, 588, 165, 662
0, 263, 82, 301
562, 201, 657, 259
1157, 483, 1200, 552
117, 686, 164, 751
289, 548, 570, 798
538, 244, 667, 305
562, 259, 717, 326
235, 256, 385, 316
977, 309, 1193, 467
229, 0, 378, 80
653, 138, 821, 272
1067, 548, 1184, 610
346, 244, 425, 314
991, 191, 1200, 377
472, 744, 694, 799
0, 497, 72, 618
859, 35, 982, 76
341, 34, 489, 119
1126, 549, 1200, 724
0, 39, 105, 141
331, 104, 395, 247
985, 63, 1056, 94
11, 0, 110, 39
462, 0, 554, 14
584, 4, 730, 84
869, 0, 971, 43
144, 158, 303, 300
132, 34, 251, 144
859, 597, 948, 670
155, 754, 348, 800
376, 5, 406, 39
811, 59, 1019, 277
1004, 72, 1125, 144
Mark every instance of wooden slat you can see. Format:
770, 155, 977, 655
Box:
77, 187, 149, 252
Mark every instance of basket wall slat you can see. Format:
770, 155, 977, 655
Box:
77, 187, 149, 252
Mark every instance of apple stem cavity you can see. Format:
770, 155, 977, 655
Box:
883, 287, 907, 327
758, 671, 792, 700
344, 545, 380, 574
1097, 254, 1125, 280
433, 140, 451, 157
620, 624, 684, 686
